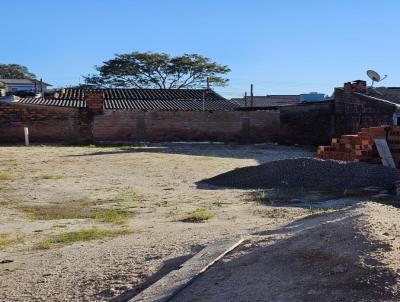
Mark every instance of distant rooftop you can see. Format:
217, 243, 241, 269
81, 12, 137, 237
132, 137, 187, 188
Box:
231, 95, 300, 107
0, 78, 52, 86
364, 87, 400, 105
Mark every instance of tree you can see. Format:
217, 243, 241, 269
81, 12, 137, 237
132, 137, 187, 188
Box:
85, 52, 230, 89
0, 64, 36, 79
0, 82, 6, 89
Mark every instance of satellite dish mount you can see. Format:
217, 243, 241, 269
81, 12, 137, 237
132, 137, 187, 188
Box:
367, 70, 387, 87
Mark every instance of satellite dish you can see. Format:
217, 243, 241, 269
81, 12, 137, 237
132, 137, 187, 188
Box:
367, 70, 387, 87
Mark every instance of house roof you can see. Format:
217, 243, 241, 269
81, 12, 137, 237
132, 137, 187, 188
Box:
0, 78, 52, 86
14, 88, 239, 111
231, 95, 300, 107
355, 87, 400, 107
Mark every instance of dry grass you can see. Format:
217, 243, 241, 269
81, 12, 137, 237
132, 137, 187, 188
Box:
95, 209, 134, 224
0, 233, 23, 250
182, 208, 215, 223
38, 175, 64, 180
35, 228, 133, 249
22, 202, 98, 220
0, 173, 13, 181
21, 201, 134, 223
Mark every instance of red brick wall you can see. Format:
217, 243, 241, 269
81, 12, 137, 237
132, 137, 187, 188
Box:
0, 103, 91, 143
279, 101, 334, 145
334, 84, 395, 136
0, 101, 334, 145
92, 110, 281, 143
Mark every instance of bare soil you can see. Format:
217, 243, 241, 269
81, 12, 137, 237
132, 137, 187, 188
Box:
173, 202, 400, 302
0, 143, 314, 301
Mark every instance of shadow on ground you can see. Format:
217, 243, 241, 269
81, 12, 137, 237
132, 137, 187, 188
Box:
170, 208, 399, 301
101, 253, 197, 302
62, 143, 313, 164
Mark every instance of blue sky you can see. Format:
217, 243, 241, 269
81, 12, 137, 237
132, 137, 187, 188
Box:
1, 0, 400, 98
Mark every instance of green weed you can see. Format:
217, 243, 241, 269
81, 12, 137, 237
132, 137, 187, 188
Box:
35, 228, 133, 249
182, 208, 214, 223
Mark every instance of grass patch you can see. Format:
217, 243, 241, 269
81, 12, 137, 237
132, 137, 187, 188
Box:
306, 205, 349, 217
38, 175, 64, 180
0, 233, 23, 250
22, 202, 98, 220
212, 200, 233, 207
35, 228, 133, 249
22, 201, 134, 224
182, 208, 214, 223
0, 194, 21, 205
243, 191, 268, 205
95, 209, 133, 224
0, 173, 13, 181
155, 199, 174, 207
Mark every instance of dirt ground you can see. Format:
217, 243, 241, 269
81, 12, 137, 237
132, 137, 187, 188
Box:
0, 143, 316, 301
173, 202, 400, 301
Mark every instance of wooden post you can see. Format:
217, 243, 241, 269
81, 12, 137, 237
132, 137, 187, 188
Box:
206, 77, 210, 89
24, 127, 29, 146
244, 92, 247, 107
250, 84, 254, 107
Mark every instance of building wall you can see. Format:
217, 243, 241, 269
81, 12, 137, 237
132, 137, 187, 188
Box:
0, 101, 334, 145
0, 102, 91, 143
92, 110, 281, 143
280, 101, 334, 145
6, 84, 49, 92
334, 82, 395, 136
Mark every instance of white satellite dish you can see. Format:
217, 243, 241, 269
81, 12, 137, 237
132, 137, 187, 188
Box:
367, 70, 387, 87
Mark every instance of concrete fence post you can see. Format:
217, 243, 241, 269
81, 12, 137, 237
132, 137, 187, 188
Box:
24, 127, 29, 146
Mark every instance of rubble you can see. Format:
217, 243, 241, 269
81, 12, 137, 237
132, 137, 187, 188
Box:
202, 158, 400, 191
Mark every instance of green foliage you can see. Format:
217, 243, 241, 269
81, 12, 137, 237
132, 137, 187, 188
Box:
85, 52, 230, 89
0, 64, 36, 79
0, 82, 7, 89
35, 228, 133, 249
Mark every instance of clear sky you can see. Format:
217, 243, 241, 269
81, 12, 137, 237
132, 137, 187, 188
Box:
2, 0, 400, 98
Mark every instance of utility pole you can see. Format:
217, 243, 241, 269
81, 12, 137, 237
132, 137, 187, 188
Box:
250, 84, 254, 107
244, 91, 247, 107
40, 78, 43, 96
202, 90, 205, 111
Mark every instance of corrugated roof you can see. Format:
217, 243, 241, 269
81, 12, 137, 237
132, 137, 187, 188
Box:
356, 87, 400, 106
231, 95, 300, 107
14, 88, 238, 111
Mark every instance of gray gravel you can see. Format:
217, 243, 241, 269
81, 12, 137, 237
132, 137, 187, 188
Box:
202, 158, 400, 190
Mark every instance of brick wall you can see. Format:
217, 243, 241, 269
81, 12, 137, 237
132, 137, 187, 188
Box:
334, 81, 395, 136
279, 101, 334, 145
0, 101, 335, 145
92, 110, 281, 143
0, 102, 91, 143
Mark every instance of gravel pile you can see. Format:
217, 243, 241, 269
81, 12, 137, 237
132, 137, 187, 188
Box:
202, 158, 400, 190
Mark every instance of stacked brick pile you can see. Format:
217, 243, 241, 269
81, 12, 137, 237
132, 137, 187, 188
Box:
317, 125, 400, 166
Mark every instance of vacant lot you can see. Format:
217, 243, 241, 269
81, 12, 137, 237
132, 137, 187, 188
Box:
0, 143, 317, 301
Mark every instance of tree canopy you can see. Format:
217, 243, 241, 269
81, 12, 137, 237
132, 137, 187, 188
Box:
85, 52, 230, 89
0, 64, 36, 79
